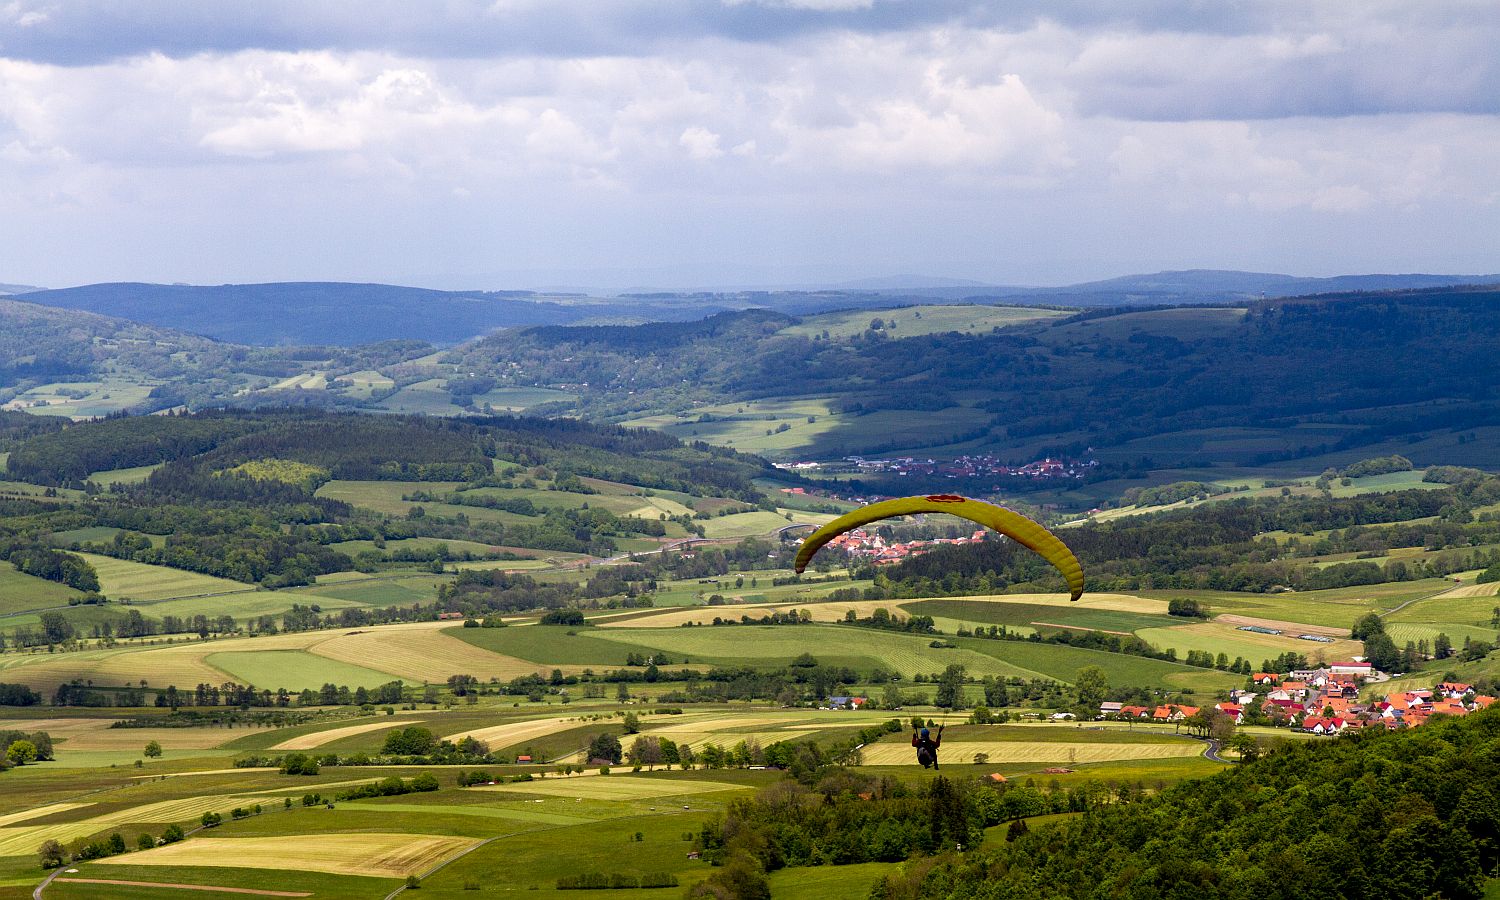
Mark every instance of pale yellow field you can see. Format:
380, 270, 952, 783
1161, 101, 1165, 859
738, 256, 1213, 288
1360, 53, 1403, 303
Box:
857, 740, 1205, 766
1433, 581, 1500, 599
272, 719, 426, 751
1137, 621, 1363, 660
661, 731, 791, 751
111, 833, 481, 878
0, 823, 108, 857
601, 593, 1163, 629
0, 717, 237, 751
306, 621, 553, 682
442, 715, 580, 747
85, 794, 275, 825
1212, 615, 1349, 638
0, 620, 543, 693
642, 714, 801, 734
0, 802, 93, 828
469, 775, 746, 800
600, 601, 892, 629
915, 592, 1171, 614
0, 644, 236, 694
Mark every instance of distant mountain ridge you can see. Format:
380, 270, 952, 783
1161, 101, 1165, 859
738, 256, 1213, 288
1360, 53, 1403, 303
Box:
17, 269, 1500, 346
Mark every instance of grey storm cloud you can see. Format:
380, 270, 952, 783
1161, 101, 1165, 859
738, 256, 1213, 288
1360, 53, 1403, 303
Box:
4, 1, 1498, 120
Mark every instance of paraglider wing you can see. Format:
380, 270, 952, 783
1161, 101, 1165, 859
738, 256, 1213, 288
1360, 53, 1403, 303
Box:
793, 494, 1084, 601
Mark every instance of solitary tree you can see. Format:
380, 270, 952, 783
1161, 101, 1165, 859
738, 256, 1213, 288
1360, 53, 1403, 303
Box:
6, 740, 37, 766
1074, 666, 1110, 710
586, 733, 623, 765
37, 840, 64, 869
935, 665, 967, 709
143, 740, 163, 759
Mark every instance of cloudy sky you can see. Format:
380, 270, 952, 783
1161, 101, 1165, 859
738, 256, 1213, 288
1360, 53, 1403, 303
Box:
2, 1, 1497, 290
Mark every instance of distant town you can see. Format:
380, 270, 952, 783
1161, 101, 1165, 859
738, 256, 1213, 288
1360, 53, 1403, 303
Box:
776, 455, 1098, 481
1103, 664, 1495, 736
817, 526, 989, 566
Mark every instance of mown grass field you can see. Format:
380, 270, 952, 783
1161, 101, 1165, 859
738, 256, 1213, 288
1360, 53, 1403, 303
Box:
1134, 622, 1363, 665
624, 398, 992, 460
0, 620, 548, 693
75, 552, 251, 602
110, 832, 481, 878
858, 739, 1204, 766
0, 564, 82, 615
5, 379, 155, 419
905, 598, 1176, 634
291, 573, 449, 608
206, 650, 405, 690
780, 304, 1067, 339
470, 775, 745, 800
450, 624, 653, 665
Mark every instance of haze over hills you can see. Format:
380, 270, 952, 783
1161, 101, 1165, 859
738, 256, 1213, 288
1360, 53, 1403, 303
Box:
11, 270, 1499, 346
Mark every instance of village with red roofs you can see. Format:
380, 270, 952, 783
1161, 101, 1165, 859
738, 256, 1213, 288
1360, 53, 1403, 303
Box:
1099, 661, 1495, 735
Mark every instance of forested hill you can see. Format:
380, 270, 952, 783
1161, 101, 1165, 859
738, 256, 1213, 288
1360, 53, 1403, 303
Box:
452, 285, 1500, 469
16, 282, 596, 346
876, 705, 1500, 900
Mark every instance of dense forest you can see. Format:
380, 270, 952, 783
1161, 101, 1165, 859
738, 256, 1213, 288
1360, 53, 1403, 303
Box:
0, 410, 773, 595
875, 706, 1500, 900
450, 287, 1500, 468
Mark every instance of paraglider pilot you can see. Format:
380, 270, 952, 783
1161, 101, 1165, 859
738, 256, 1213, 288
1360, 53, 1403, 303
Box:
912, 724, 943, 769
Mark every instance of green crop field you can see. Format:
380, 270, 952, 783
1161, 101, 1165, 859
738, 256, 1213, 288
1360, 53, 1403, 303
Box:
204, 650, 406, 690
328, 536, 503, 557
293, 574, 449, 607
1148, 580, 1458, 629
368, 378, 468, 416
74, 553, 252, 602
0, 564, 84, 614
86, 464, 163, 486
699, 510, 798, 538
953, 636, 1242, 691
780, 304, 1067, 339
904, 599, 1176, 634
474, 386, 577, 411
9, 379, 156, 419
48, 526, 131, 547
767, 862, 892, 900
316, 480, 542, 528
450, 624, 656, 665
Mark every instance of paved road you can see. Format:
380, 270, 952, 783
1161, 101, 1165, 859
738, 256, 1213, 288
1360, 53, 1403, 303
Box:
1197, 736, 1232, 763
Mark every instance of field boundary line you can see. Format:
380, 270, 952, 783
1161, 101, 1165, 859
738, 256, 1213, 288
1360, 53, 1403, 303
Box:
382, 836, 501, 900
1030, 621, 1132, 636
34, 795, 308, 900
1378, 583, 1471, 618
52, 878, 311, 897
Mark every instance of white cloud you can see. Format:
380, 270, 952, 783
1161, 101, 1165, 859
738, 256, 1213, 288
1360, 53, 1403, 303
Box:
679, 126, 723, 159
1, 3, 1499, 285
722, 0, 873, 9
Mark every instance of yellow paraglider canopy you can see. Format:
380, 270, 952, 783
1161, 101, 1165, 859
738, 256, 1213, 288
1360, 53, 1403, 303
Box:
794, 494, 1084, 601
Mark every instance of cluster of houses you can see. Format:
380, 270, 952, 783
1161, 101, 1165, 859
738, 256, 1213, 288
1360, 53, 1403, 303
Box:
838, 454, 1095, 480
1100, 661, 1495, 734
776, 455, 1098, 482
822, 527, 990, 565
